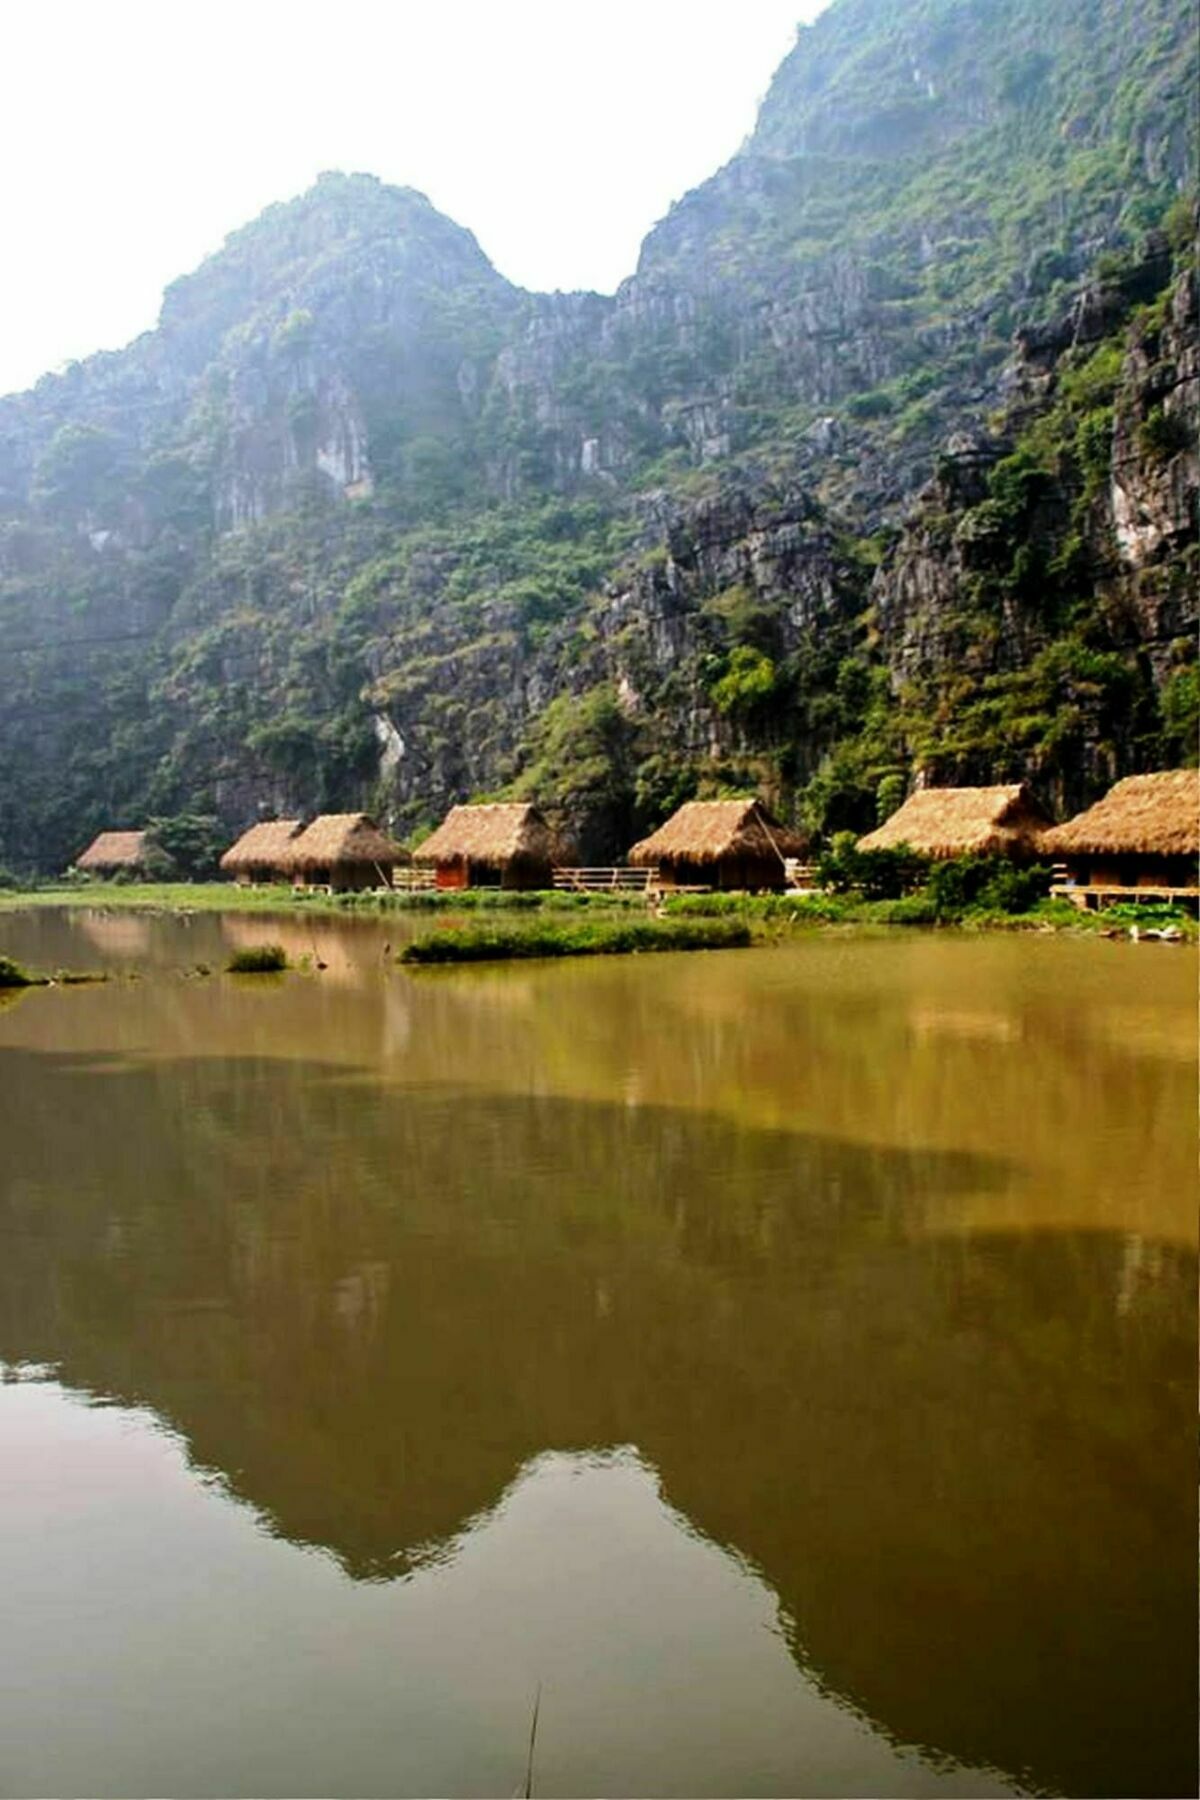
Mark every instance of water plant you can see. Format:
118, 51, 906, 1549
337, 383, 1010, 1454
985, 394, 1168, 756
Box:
400, 918, 751, 964
0, 954, 46, 987
227, 944, 288, 973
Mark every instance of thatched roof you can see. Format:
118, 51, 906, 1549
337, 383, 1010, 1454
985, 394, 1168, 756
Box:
219, 820, 302, 874
413, 803, 555, 868
627, 799, 808, 867
857, 784, 1053, 857
1042, 770, 1200, 857
75, 829, 149, 872
283, 814, 408, 873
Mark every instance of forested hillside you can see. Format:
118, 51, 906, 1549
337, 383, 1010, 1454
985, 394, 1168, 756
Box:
0, 0, 1195, 871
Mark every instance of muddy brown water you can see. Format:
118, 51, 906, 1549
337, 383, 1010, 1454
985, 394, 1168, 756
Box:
0, 907, 1194, 1798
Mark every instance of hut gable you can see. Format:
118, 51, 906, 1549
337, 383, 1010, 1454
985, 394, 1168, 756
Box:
627, 799, 807, 868
219, 820, 302, 876
284, 814, 407, 876
1042, 771, 1200, 857
414, 804, 554, 869
75, 830, 149, 873
857, 785, 1052, 858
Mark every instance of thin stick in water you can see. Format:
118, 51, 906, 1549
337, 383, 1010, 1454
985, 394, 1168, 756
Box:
523, 1682, 542, 1800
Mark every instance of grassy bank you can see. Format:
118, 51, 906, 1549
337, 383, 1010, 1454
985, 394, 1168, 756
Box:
1, 880, 1193, 939
660, 891, 1199, 937
0, 881, 643, 917
400, 919, 752, 964
0, 954, 47, 988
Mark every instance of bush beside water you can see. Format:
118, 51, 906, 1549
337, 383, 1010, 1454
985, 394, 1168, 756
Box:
400, 919, 751, 964
0, 954, 45, 987
336, 888, 645, 914
227, 944, 289, 973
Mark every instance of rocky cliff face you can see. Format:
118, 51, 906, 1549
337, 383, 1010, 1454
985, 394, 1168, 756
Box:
0, 0, 1195, 871
871, 238, 1198, 812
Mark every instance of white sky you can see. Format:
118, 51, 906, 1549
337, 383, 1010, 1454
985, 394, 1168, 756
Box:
1, 0, 826, 398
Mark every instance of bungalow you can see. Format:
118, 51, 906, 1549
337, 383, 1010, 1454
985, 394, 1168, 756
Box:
282, 814, 408, 892
413, 802, 556, 891
1042, 770, 1199, 907
219, 820, 303, 885
857, 784, 1053, 861
73, 830, 151, 877
627, 798, 807, 892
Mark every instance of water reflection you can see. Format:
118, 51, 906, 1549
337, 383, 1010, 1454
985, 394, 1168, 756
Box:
0, 1381, 1019, 1799
0, 1001, 1194, 1797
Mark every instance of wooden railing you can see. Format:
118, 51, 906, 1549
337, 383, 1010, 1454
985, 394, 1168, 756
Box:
552, 866, 657, 893
1048, 875, 1200, 912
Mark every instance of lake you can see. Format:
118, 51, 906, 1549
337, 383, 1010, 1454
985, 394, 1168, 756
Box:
0, 907, 1194, 1798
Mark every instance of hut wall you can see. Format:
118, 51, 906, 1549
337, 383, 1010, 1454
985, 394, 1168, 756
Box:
1067, 853, 1197, 889
333, 861, 392, 892
500, 857, 550, 891
242, 864, 292, 885
716, 854, 787, 893
294, 863, 392, 892
433, 856, 550, 891
659, 854, 786, 893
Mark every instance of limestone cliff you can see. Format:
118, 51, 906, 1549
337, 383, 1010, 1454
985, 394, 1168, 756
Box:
0, 0, 1195, 871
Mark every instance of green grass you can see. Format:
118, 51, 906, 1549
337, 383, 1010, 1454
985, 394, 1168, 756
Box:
5, 880, 1191, 941
335, 887, 646, 914
226, 944, 289, 973
400, 918, 752, 964
0, 882, 645, 917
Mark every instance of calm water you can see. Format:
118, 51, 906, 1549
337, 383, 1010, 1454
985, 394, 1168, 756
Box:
0, 907, 1194, 1799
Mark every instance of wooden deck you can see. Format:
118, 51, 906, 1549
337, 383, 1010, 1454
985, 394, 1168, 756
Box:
1050, 881, 1200, 912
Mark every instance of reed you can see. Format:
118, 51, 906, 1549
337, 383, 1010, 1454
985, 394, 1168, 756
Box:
400, 918, 751, 964
226, 944, 288, 973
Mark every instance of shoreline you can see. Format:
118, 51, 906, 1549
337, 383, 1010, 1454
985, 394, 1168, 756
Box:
0, 882, 1194, 941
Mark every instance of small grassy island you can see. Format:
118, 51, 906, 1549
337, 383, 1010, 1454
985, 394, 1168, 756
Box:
399, 918, 752, 964
226, 944, 289, 973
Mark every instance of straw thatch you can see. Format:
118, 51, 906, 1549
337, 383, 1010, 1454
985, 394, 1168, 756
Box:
627, 799, 808, 868
1042, 770, 1200, 857
857, 784, 1053, 858
414, 803, 556, 874
74, 829, 150, 873
283, 814, 408, 875
219, 820, 302, 877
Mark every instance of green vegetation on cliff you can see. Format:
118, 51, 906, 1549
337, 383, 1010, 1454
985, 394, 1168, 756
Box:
0, 0, 1195, 872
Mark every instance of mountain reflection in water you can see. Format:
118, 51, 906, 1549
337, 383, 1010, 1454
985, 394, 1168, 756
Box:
0, 919, 1194, 1798
0, 1387, 1016, 1800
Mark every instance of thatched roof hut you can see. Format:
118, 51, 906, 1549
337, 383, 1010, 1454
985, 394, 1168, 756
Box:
74, 830, 150, 875
857, 784, 1052, 860
628, 798, 807, 891
219, 820, 303, 884
1042, 770, 1199, 901
413, 802, 556, 890
1042, 770, 1199, 857
283, 814, 408, 891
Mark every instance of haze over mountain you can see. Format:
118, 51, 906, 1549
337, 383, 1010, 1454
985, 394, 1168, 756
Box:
0, 0, 1195, 872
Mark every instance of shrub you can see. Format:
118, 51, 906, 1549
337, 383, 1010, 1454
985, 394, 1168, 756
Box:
1138, 405, 1190, 462
925, 856, 1052, 917
227, 944, 288, 973
710, 646, 779, 716
0, 955, 44, 987
399, 919, 751, 964
816, 835, 930, 899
